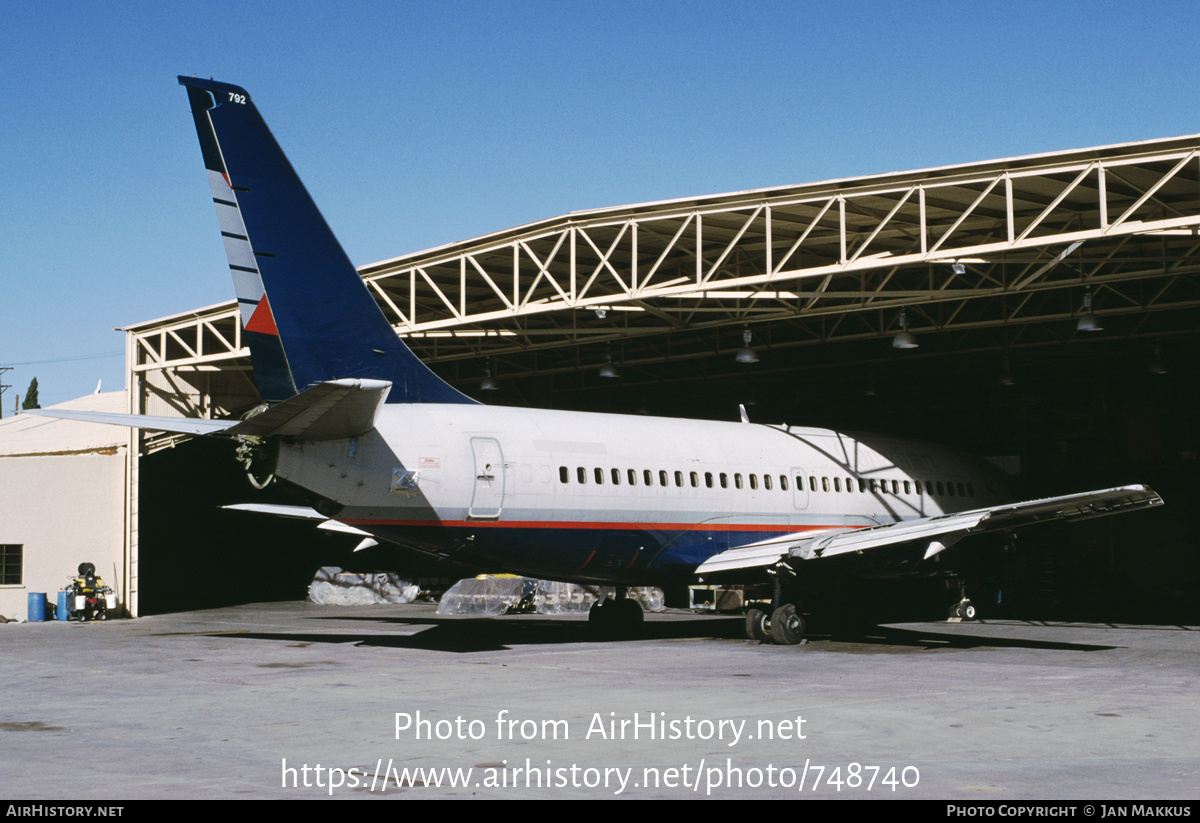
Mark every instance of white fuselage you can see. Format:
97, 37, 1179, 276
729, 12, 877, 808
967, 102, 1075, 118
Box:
273, 404, 1008, 584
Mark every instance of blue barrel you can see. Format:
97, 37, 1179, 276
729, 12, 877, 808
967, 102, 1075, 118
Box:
56, 590, 70, 621
27, 592, 47, 622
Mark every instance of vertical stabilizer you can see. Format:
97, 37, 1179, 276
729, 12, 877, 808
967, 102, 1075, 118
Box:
179, 76, 476, 405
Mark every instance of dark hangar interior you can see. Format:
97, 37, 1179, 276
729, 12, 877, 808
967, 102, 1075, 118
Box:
131, 134, 1200, 622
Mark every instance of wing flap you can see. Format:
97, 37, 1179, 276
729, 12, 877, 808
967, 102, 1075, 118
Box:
696, 485, 1163, 577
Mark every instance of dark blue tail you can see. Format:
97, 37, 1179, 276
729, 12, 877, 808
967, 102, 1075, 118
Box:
179, 76, 476, 406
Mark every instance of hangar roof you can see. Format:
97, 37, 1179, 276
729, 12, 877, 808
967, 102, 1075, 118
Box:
125, 131, 1200, 425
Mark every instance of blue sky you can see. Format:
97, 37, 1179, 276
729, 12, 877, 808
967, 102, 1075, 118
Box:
5, 0, 1200, 406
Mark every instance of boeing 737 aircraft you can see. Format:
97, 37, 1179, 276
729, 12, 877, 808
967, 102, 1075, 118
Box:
34, 78, 1164, 643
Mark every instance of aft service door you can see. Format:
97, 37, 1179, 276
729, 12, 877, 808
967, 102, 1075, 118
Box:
468, 437, 505, 519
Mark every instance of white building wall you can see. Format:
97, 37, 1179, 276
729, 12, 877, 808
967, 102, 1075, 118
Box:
0, 394, 127, 620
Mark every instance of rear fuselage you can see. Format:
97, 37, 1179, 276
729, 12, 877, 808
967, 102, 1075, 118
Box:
273, 404, 1009, 585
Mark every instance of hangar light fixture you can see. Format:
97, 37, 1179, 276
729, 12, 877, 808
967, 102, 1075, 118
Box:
999, 355, 1016, 387
599, 344, 621, 378
735, 326, 760, 364
1076, 287, 1103, 332
951, 261, 966, 275
480, 360, 499, 391
1149, 342, 1167, 375
892, 308, 918, 349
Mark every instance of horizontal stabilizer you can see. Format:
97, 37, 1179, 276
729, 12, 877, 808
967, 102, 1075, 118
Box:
697, 484, 1163, 577
223, 503, 326, 519
224, 503, 377, 550
25, 408, 235, 436
27, 379, 390, 442
224, 379, 391, 440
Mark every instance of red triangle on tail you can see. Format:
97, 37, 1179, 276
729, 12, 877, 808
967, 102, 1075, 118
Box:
245, 295, 279, 336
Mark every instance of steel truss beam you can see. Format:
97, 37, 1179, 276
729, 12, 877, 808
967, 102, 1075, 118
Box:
125, 133, 1200, 414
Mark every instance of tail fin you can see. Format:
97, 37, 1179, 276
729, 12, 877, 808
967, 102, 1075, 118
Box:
178, 76, 476, 406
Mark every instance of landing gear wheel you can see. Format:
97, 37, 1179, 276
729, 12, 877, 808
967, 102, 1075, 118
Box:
589, 596, 643, 636
956, 599, 977, 620
769, 604, 805, 645
745, 607, 771, 641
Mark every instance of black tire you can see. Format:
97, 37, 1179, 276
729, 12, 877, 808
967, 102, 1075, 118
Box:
961, 600, 977, 620
745, 607, 771, 641
770, 604, 805, 645
589, 597, 643, 635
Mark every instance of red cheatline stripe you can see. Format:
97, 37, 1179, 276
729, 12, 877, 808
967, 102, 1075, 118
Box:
341, 519, 842, 532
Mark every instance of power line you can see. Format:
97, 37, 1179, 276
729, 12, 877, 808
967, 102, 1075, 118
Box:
6, 351, 124, 366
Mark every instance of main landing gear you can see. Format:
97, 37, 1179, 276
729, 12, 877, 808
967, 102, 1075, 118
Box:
588, 592, 644, 636
948, 577, 977, 621
746, 570, 807, 645
746, 602, 807, 645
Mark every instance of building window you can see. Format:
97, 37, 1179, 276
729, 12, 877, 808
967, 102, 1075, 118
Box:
0, 545, 22, 585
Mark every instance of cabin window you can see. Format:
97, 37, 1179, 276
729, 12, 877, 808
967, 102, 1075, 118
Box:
936, 481, 945, 496
704, 472, 713, 488
809, 476, 817, 492
719, 473, 728, 489
559, 466, 568, 483
690, 472, 699, 488
595, 468, 605, 485
764, 474, 772, 490
674, 471, 683, 487
735, 473, 744, 489
611, 468, 621, 485
891, 480, 899, 494
957, 482, 966, 497
903, 480, 911, 494
967, 483, 975, 497
660, 470, 669, 486
822, 477, 829, 492
780, 475, 788, 491
846, 477, 854, 492
926, 480, 934, 495
577, 467, 587, 484
644, 469, 653, 486
832, 477, 840, 492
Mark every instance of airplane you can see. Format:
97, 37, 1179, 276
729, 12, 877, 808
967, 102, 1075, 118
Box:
32, 77, 1164, 643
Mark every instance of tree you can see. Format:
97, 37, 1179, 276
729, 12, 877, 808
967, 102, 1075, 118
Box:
22, 377, 39, 410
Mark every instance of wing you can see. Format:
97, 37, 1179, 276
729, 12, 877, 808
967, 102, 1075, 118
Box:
695, 484, 1163, 578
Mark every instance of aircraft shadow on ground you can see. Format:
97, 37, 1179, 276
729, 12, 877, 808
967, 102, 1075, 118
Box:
200, 615, 1118, 654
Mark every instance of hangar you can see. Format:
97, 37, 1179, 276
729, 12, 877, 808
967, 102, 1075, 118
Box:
12, 131, 1199, 620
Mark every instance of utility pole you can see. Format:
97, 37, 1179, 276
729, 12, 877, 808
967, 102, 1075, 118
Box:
0, 366, 11, 419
